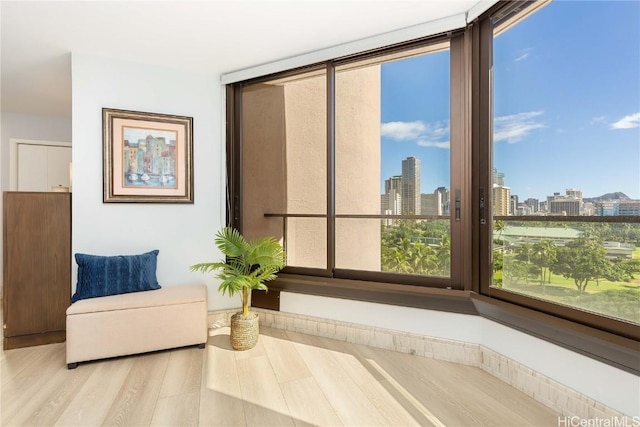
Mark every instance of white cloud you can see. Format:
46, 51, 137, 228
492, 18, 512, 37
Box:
380, 121, 426, 141
381, 120, 450, 149
611, 112, 640, 129
590, 116, 606, 125
417, 140, 450, 149
494, 111, 545, 143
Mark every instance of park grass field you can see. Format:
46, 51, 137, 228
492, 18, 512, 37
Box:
495, 258, 640, 324
501, 275, 639, 324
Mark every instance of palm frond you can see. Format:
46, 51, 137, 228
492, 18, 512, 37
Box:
247, 237, 286, 269
215, 227, 249, 258
190, 227, 285, 309
189, 262, 227, 274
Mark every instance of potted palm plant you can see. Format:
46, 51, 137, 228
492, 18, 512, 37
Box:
190, 227, 285, 350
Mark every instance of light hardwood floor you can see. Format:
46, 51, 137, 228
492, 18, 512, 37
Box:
1, 325, 560, 426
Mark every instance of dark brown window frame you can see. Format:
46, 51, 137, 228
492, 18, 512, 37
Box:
226, 1, 640, 375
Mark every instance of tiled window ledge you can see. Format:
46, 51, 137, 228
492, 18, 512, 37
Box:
208, 308, 628, 419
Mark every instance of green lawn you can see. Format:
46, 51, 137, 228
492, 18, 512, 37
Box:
498, 270, 640, 324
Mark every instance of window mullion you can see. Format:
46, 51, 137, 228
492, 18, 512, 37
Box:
327, 61, 336, 275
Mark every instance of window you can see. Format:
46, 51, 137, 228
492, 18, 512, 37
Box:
334, 44, 452, 280
241, 69, 327, 271
235, 36, 464, 288
482, 0, 640, 335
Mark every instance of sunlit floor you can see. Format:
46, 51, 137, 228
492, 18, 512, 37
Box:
1, 324, 560, 426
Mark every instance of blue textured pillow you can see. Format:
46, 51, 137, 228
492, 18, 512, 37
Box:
72, 250, 161, 302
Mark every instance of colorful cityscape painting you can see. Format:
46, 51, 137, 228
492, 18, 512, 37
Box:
122, 126, 178, 188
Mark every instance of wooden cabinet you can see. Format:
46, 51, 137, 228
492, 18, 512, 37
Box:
3, 192, 71, 349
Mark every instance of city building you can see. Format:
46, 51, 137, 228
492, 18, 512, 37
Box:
595, 201, 619, 216
510, 194, 519, 216
382, 175, 403, 217
401, 156, 421, 215
492, 168, 505, 186
619, 200, 640, 216
421, 191, 442, 216
539, 200, 548, 212
549, 197, 580, 216
594, 200, 640, 216
435, 186, 450, 215
492, 184, 511, 216
517, 203, 533, 216
565, 188, 583, 201
524, 198, 539, 212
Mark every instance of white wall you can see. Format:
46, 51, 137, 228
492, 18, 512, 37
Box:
71, 53, 235, 310
0, 112, 72, 293
281, 292, 640, 417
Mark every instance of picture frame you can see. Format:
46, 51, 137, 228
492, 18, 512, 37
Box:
103, 108, 193, 203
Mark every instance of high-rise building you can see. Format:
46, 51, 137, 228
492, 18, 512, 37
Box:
421, 191, 442, 216
382, 176, 402, 214
435, 186, 450, 216
402, 157, 421, 215
550, 198, 580, 216
493, 184, 511, 216
524, 198, 539, 212
381, 175, 402, 225
565, 188, 584, 213
385, 175, 402, 197
565, 188, 583, 201
546, 189, 582, 216
510, 195, 519, 216
492, 168, 505, 186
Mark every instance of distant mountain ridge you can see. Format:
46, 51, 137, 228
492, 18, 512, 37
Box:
584, 192, 631, 203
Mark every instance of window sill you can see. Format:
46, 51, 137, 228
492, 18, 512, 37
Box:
268, 274, 640, 375
271, 274, 477, 314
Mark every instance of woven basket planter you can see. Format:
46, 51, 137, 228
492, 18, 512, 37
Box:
230, 312, 259, 350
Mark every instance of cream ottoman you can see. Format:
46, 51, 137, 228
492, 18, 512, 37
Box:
66, 284, 207, 369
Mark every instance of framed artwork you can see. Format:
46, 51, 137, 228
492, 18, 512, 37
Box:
103, 108, 193, 203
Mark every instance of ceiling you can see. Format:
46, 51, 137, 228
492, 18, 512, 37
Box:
1, 1, 485, 118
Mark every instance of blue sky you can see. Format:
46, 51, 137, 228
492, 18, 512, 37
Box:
380, 0, 640, 201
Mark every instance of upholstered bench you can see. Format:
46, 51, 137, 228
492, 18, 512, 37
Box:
66, 284, 208, 369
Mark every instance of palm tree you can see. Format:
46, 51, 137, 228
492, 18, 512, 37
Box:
516, 243, 535, 283
388, 248, 411, 273
190, 227, 285, 316
411, 241, 436, 274
435, 235, 451, 276
533, 239, 557, 285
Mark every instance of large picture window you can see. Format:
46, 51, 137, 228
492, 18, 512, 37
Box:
484, 0, 640, 335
